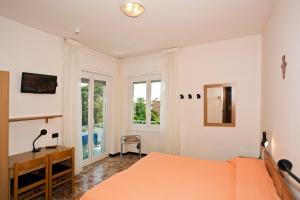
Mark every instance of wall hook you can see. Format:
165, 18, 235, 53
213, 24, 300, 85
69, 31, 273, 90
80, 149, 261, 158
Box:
281, 55, 287, 79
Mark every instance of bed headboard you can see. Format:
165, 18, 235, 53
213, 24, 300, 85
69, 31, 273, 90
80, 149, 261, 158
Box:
264, 150, 294, 200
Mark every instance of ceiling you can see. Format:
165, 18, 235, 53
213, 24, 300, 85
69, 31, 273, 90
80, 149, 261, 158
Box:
0, 0, 274, 58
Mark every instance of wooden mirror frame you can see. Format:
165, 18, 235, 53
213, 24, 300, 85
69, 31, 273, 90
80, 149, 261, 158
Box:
204, 83, 236, 127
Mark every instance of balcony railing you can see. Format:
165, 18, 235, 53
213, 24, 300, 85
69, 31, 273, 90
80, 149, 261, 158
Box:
81, 123, 105, 160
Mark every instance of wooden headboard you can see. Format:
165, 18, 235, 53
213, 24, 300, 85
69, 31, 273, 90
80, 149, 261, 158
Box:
264, 150, 294, 200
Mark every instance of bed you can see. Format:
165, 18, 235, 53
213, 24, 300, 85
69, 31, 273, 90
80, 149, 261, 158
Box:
80, 151, 294, 200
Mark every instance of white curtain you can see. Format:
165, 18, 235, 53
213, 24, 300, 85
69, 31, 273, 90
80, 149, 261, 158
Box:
62, 38, 83, 175
160, 49, 181, 155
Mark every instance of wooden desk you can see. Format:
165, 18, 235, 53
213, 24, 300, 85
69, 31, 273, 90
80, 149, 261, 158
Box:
9, 146, 71, 177
8, 146, 73, 199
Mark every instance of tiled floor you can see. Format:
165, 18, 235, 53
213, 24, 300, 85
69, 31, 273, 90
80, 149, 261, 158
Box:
52, 154, 141, 200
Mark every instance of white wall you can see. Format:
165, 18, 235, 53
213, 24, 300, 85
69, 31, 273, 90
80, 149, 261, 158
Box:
178, 35, 261, 160
120, 35, 261, 160
0, 16, 64, 155
261, 0, 300, 197
0, 16, 119, 156
1, 15, 262, 162
120, 53, 164, 153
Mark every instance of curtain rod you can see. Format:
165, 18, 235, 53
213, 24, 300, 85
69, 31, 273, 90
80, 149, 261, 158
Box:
64, 37, 82, 46
162, 47, 179, 54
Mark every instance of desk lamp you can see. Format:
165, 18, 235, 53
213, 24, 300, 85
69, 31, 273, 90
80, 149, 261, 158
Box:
32, 129, 47, 152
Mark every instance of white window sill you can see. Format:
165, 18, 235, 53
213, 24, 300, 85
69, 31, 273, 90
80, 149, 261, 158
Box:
129, 126, 160, 133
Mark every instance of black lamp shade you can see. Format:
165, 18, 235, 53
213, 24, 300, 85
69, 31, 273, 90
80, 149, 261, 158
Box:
40, 129, 47, 135
277, 159, 300, 184
278, 159, 293, 172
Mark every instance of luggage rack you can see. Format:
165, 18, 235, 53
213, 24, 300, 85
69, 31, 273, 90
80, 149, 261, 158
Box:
120, 135, 142, 159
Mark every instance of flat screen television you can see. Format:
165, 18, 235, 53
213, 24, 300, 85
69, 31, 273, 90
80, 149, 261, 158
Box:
21, 72, 57, 94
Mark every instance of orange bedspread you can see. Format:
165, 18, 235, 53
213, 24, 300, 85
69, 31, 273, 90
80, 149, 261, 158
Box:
80, 153, 235, 200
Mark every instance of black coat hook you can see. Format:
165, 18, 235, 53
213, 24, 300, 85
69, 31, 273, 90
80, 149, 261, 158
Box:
180, 94, 184, 99
197, 94, 201, 99
188, 94, 192, 99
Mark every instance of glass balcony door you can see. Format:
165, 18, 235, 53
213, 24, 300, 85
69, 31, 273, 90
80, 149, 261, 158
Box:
81, 72, 108, 166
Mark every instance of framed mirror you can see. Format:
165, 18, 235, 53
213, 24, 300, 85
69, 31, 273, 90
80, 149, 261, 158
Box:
204, 83, 235, 127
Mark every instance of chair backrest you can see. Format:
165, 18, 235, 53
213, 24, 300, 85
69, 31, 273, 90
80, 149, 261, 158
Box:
122, 135, 141, 143
49, 148, 74, 163
14, 155, 48, 200
14, 156, 48, 176
48, 147, 75, 199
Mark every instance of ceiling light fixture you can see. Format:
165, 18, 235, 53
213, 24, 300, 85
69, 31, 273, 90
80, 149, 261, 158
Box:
121, 0, 145, 17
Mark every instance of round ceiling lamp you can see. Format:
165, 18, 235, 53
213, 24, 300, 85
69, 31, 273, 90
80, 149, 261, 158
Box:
121, 0, 145, 17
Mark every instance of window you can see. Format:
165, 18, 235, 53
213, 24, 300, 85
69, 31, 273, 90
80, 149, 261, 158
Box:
151, 80, 161, 125
133, 81, 147, 124
131, 77, 161, 130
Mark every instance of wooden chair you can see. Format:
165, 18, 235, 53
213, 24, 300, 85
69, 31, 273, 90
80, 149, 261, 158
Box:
12, 156, 49, 200
48, 147, 74, 199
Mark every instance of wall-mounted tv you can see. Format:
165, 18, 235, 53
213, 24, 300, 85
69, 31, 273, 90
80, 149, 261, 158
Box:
21, 72, 57, 94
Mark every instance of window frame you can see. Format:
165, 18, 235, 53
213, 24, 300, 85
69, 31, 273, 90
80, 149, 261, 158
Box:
129, 74, 161, 132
